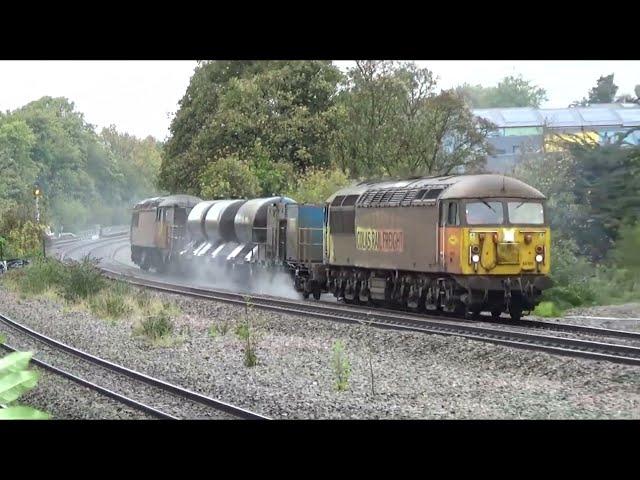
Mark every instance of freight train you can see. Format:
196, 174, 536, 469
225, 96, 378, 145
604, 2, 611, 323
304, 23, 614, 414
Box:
130, 174, 552, 321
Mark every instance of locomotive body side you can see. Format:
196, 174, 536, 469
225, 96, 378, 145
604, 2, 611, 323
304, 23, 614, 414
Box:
322, 174, 553, 320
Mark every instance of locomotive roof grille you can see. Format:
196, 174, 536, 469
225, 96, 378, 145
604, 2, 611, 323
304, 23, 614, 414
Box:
331, 195, 345, 207
331, 174, 545, 203
357, 185, 445, 207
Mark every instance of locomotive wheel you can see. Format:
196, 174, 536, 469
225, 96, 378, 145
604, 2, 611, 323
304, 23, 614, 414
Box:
465, 307, 482, 320
313, 290, 321, 301
509, 304, 523, 322
302, 291, 310, 300
140, 251, 150, 271
491, 309, 502, 320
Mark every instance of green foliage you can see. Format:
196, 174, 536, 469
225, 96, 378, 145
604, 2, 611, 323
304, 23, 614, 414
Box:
286, 167, 352, 204
514, 138, 640, 262
235, 322, 250, 341
137, 309, 175, 343
568, 141, 640, 260
533, 301, 562, 318
0, 98, 163, 236
60, 257, 106, 302
160, 61, 342, 195
456, 74, 548, 108
575, 74, 618, 106
88, 289, 132, 320
199, 154, 260, 199
3, 256, 106, 302
0, 351, 50, 420
611, 223, 640, 271
331, 340, 350, 392
4, 257, 66, 295
208, 321, 230, 338
0, 118, 38, 200
5, 221, 44, 258
248, 141, 296, 196
237, 297, 259, 367
332, 61, 493, 178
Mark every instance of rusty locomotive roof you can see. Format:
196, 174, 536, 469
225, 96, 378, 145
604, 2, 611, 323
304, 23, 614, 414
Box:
326, 174, 544, 205
133, 194, 203, 210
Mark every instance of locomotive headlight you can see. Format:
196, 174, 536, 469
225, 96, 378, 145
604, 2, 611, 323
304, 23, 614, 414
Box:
472, 254, 480, 263
535, 254, 544, 263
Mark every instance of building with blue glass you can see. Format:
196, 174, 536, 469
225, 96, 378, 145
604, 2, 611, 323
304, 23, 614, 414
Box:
473, 104, 640, 173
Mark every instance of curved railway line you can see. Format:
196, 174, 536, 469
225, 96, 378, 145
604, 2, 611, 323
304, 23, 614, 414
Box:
0, 311, 269, 420
50, 235, 640, 367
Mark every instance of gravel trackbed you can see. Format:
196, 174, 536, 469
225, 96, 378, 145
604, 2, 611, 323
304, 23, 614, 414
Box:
1, 285, 639, 419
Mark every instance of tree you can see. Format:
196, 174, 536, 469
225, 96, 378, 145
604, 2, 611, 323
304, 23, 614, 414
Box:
616, 84, 640, 104
331, 61, 493, 178
0, 97, 164, 235
516, 131, 640, 262
0, 119, 38, 200
199, 154, 260, 199
159, 61, 343, 195
286, 167, 351, 204
99, 125, 162, 201
574, 74, 618, 106
455, 75, 548, 108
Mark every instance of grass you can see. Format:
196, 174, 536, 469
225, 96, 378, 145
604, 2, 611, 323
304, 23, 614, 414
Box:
2, 257, 182, 345
533, 301, 563, 318
208, 321, 230, 338
136, 309, 174, 341
238, 298, 259, 367
88, 289, 133, 320
331, 340, 350, 392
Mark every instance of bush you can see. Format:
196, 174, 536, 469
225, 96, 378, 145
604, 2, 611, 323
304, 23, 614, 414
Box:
60, 257, 106, 302
5, 221, 44, 258
3, 257, 65, 296
331, 340, 350, 392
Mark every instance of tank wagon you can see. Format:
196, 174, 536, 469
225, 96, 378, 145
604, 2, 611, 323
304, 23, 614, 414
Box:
131, 174, 552, 320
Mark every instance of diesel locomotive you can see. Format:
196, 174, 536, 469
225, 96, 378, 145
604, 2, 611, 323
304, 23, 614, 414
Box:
130, 174, 552, 320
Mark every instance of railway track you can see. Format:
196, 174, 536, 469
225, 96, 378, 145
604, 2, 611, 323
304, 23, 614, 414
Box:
99, 266, 640, 366
0, 312, 269, 420
56, 236, 640, 366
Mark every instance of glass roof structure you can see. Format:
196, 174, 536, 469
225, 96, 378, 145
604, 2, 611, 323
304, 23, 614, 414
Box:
473, 104, 640, 129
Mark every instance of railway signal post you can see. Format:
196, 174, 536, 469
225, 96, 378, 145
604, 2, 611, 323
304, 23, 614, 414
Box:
33, 183, 45, 257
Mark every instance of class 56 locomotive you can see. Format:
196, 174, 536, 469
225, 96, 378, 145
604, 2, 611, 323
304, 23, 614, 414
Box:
130, 174, 552, 321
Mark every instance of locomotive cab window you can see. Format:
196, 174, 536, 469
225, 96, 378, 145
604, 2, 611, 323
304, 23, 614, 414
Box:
508, 201, 544, 224
447, 202, 459, 226
465, 201, 504, 225
440, 201, 459, 226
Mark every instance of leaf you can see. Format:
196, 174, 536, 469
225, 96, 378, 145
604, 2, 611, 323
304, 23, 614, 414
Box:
0, 405, 50, 420
0, 351, 33, 375
0, 370, 39, 404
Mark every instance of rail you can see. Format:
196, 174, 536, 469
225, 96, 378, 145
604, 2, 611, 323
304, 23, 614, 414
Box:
0, 311, 270, 420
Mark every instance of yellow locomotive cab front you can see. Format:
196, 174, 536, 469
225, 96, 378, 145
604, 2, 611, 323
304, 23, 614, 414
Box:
461, 226, 551, 276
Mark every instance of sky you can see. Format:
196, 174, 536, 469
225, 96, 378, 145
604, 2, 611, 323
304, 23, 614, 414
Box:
0, 60, 637, 141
